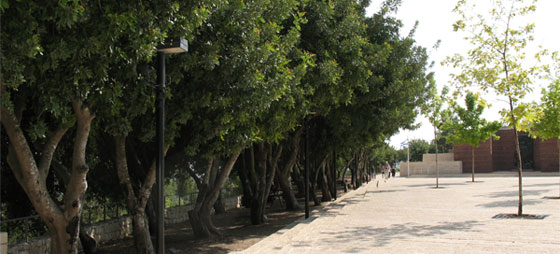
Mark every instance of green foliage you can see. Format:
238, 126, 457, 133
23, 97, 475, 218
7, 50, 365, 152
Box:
444, 92, 502, 147
528, 54, 560, 140
311, 0, 432, 157
408, 139, 430, 162
369, 142, 398, 166
445, 0, 547, 128
168, 0, 309, 158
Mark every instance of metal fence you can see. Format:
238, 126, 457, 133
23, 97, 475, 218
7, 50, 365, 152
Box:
0, 189, 242, 245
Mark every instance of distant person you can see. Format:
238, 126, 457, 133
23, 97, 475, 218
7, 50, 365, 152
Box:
385, 161, 391, 179
391, 167, 396, 177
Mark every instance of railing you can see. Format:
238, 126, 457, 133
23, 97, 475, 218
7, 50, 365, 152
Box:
0, 215, 45, 244
1, 189, 240, 245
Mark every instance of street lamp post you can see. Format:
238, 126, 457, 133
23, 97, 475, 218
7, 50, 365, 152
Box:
155, 37, 188, 254
304, 118, 310, 219
303, 111, 316, 219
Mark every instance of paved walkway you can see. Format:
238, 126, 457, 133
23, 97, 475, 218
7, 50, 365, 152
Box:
235, 175, 560, 253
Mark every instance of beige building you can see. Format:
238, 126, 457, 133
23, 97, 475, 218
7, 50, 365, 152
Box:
400, 153, 462, 176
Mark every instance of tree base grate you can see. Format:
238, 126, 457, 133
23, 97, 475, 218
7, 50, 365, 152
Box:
492, 213, 549, 220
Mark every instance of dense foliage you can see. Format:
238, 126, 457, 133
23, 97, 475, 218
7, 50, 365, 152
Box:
1, 0, 433, 252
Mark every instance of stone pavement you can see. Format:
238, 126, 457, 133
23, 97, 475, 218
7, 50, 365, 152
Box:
235, 175, 560, 253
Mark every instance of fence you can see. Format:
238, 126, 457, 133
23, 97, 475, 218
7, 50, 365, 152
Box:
1, 189, 238, 246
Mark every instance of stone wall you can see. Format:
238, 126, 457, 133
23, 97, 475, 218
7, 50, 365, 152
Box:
422, 153, 455, 162
452, 129, 559, 172
534, 138, 560, 172
400, 153, 462, 176
492, 129, 516, 171
8, 196, 241, 254
453, 139, 494, 173
1, 232, 8, 254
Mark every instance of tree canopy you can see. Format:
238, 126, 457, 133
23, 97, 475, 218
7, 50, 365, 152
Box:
1, 0, 434, 252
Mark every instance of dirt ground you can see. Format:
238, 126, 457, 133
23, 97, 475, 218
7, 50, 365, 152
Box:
93, 193, 346, 254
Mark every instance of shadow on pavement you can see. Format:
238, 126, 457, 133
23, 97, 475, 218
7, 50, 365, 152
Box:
403, 183, 467, 188
477, 189, 551, 199
515, 183, 559, 188
476, 199, 542, 208
315, 220, 482, 251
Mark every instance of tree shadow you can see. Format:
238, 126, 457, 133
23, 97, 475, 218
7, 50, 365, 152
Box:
404, 183, 467, 188
366, 189, 405, 194
517, 183, 559, 188
477, 189, 551, 198
476, 199, 542, 208
314, 220, 482, 251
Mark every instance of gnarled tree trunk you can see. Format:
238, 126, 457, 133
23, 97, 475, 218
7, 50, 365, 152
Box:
2, 99, 94, 254
187, 151, 241, 238
247, 143, 283, 225
277, 128, 303, 210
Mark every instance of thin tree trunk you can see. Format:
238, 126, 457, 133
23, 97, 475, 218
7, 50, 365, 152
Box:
513, 126, 523, 215
434, 127, 439, 188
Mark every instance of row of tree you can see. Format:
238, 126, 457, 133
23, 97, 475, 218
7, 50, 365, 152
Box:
425, 0, 559, 213
1, 0, 434, 253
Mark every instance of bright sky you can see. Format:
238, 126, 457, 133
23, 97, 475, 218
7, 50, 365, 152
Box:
365, 0, 560, 149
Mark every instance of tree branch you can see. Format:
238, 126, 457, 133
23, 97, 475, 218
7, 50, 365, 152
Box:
115, 136, 138, 211
38, 128, 69, 181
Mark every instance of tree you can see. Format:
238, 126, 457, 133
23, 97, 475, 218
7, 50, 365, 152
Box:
173, 0, 310, 232
408, 139, 430, 162
528, 55, 560, 197
422, 83, 448, 188
1, 2, 106, 252
444, 92, 502, 182
1, 1, 209, 252
446, 0, 548, 216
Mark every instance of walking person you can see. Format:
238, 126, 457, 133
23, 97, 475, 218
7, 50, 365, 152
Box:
384, 161, 391, 179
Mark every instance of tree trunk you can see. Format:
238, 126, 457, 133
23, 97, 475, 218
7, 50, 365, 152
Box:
513, 126, 523, 215
132, 212, 153, 254
213, 192, 226, 215
114, 136, 156, 254
292, 163, 305, 197
435, 127, 439, 188
1, 98, 94, 254
146, 193, 157, 236
188, 203, 215, 238
277, 129, 302, 210
237, 151, 253, 207
188, 151, 241, 238
320, 163, 332, 202
249, 143, 282, 225
341, 161, 348, 193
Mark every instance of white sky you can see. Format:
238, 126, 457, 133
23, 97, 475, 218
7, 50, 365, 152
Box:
365, 0, 560, 149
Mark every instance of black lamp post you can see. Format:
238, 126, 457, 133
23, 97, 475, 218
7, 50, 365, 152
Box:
304, 111, 316, 219
155, 37, 188, 254
304, 118, 310, 219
